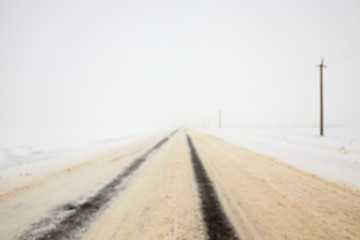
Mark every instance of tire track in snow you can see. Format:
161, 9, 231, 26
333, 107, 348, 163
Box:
18, 131, 177, 240
186, 134, 239, 240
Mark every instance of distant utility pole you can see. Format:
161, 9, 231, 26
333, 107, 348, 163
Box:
317, 58, 326, 136
219, 110, 222, 129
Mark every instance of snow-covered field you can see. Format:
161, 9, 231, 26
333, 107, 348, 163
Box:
2, 127, 359, 189
203, 127, 360, 189
0, 128, 161, 177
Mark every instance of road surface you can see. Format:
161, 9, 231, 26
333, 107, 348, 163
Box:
0, 129, 359, 239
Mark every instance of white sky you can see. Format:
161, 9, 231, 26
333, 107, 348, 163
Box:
1, 0, 360, 143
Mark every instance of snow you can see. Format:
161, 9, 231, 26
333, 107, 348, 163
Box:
2, 126, 359, 190
203, 127, 360, 189
0, 128, 161, 176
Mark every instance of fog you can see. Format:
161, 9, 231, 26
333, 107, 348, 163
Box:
1, 0, 360, 145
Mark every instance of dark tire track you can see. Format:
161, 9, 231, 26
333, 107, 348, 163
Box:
186, 134, 239, 240
19, 131, 177, 240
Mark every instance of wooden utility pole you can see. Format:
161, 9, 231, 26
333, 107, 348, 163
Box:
219, 110, 222, 129
317, 58, 326, 136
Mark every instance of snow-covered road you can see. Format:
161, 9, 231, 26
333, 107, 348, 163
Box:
0, 129, 359, 239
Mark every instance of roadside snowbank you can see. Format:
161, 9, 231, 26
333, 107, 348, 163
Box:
203, 127, 360, 189
0, 129, 161, 176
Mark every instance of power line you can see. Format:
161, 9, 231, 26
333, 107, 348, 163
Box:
328, 46, 360, 60
283, 40, 360, 82
292, 69, 317, 81
282, 65, 317, 84
327, 51, 360, 66
325, 40, 360, 66
325, 40, 360, 59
